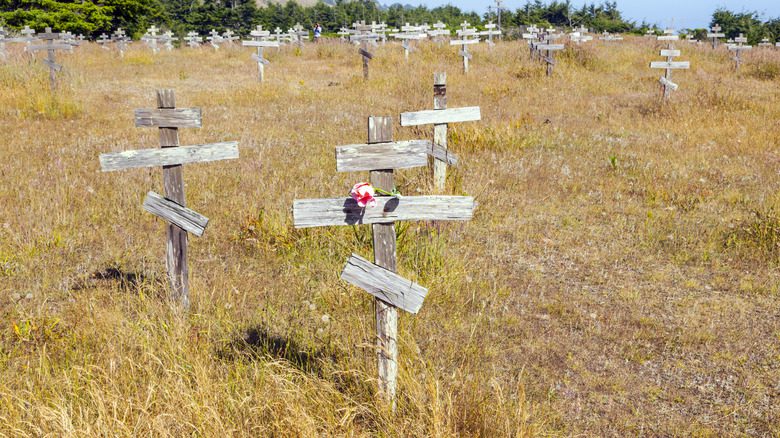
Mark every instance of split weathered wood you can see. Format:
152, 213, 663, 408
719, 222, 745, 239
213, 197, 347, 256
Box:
335, 140, 430, 172
400, 106, 481, 126
98, 90, 240, 309
99, 142, 239, 172
134, 108, 203, 128
292, 196, 475, 228
340, 253, 428, 314
143, 191, 209, 237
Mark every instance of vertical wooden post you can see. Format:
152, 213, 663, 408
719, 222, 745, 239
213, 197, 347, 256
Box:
368, 116, 398, 409
362, 40, 370, 80
462, 42, 469, 74
546, 48, 553, 77
157, 90, 190, 309
257, 47, 265, 82
663, 43, 673, 100
433, 73, 448, 191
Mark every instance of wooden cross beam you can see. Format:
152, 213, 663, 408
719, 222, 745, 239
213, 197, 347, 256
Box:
242, 30, 280, 83
728, 34, 752, 71
707, 24, 725, 49
27, 27, 71, 91
350, 33, 379, 80
400, 73, 481, 190
293, 116, 475, 408
536, 43, 565, 76
650, 42, 690, 100
98, 90, 240, 309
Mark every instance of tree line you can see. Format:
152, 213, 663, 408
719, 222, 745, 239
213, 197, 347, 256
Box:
0, 0, 778, 44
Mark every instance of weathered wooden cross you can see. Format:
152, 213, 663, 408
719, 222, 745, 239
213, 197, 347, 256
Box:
599, 31, 623, 42
291, 23, 309, 47
207, 29, 224, 50
758, 38, 773, 48
650, 37, 689, 100
350, 29, 380, 80
222, 29, 239, 45
727, 34, 752, 71
161, 31, 178, 52
480, 21, 501, 47
98, 90, 240, 309
451, 22, 480, 74
27, 27, 72, 91
112, 28, 129, 57
96, 33, 111, 50
570, 27, 593, 45
400, 73, 481, 191
707, 24, 725, 49
391, 23, 426, 61
184, 32, 202, 48
242, 27, 280, 83
142, 25, 161, 54
292, 116, 476, 408
535, 37, 565, 76
429, 21, 450, 44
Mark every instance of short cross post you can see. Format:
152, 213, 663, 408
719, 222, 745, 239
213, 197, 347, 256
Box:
27, 27, 71, 91
242, 26, 279, 83
650, 35, 689, 101
707, 24, 725, 49
98, 90, 240, 309
400, 73, 481, 191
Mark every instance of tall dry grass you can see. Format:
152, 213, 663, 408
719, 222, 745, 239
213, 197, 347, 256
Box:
0, 37, 779, 436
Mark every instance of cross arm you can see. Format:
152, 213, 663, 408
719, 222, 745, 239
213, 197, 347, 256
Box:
400, 107, 481, 126
143, 191, 209, 237
99, 141, 239, 172
135, 108, 202, 128
336, 140, 430, 172
292, 196, 476, 228
341, 253, 428, 314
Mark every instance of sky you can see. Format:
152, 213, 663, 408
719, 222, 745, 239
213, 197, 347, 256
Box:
398, 0, 780, 30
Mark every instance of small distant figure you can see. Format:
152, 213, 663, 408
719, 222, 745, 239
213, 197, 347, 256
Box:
314, 23, 322, 43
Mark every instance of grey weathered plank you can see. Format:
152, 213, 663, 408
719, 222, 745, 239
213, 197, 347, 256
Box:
341, 253, 428, 314
27, 44, 72, 51
134, 108, 202, 128
242, 40, 280, 48
292, 196, 476, 228
428, 142, 458, 166
450, 39, 480, 45
400, 107, 481, 126
359, 47, 373, 59
99, 141, 239, 172
335, 140, 429, 172
659, 76, 679, 91
143, 191, 209, 237
536, 44, 565, 50
660, 49, 681, 57
650, 61, 690, 69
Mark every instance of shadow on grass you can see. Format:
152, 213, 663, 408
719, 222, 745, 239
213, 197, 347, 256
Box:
217, 326, 328, 375
71, 265, 165, 296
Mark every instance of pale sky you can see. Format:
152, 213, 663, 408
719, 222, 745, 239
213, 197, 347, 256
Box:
401, 1, 780, 30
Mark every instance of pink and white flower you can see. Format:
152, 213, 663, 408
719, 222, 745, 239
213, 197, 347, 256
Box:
350, 182, 377, 208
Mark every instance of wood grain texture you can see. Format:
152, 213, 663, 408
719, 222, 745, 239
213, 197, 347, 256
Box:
428, 142, 458, 166
335, 140, 429, 172
536, 44, 565, 50
660, 49, 681, 57
650, 61, 690, 69
341, 253, 428, 314
241, 40, 280, 48
135, 108, 202, 128
143, 191, 209, 237
100, 142, 239, 172
27, 43, 71, 51
400, 106, 481, 126
292, 196, 476, 228
450, 39, 480, 45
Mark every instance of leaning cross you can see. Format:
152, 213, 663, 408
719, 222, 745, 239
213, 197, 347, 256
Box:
350, 29, 380, 80
242, 26, 280, 83
292, 116, 476, 408
650, 36, 689, 100
98, 90, 240, 309
27, 27, 71, 91
400, 73, 481, 191
728, 33, 752, 71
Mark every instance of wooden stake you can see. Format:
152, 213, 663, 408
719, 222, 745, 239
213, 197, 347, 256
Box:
157, 90, 190, 309
366, 116, 398, 409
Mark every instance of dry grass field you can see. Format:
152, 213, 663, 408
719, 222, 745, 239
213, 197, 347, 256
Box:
0, 37, 779, 436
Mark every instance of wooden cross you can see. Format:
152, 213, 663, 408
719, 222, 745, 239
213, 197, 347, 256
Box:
27, 27, 71, 91
650, 40, 689, 100
599, 31, 623, 42
645, 29, 656, 38
20, 26, 36, 46
535, 38, 564, 76
391, 24, 426, 61
142, 25, 161, 54
98, 90, 240, 309
112, 28, 129, 57
758, 38, 772, 48
429, 21, 450, 44
292, 116, 475, 408
480, 21, 502, 47
291, 23, 309, 47
451, 22, 480, 74
372, 21, 390, 44
350, 31, 379, 80
400, 72, 481, 191
222, 29, 239, 45
570, 30, 593, 45
184, 32, 202, 48
242, 27, 280, 83
161, 31, 178, 52
707, 24, 725, 49
207, 29, 224, 50
96, 33, 111, 50
728, 34, 752, 71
